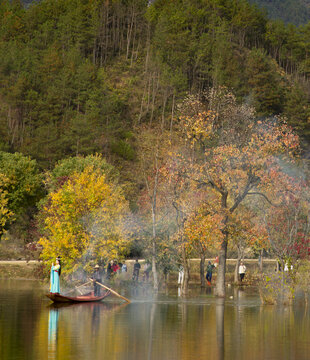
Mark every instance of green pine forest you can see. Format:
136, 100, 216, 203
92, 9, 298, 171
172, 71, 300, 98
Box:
0, 0, 310, 252
249, 0, 310, 26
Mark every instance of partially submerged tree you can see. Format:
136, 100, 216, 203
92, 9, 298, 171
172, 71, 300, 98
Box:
136, 126, 173, 291
173, 89, 300, 296
184, 202, 224, 287
262, 177, 309, 268
227, 206, 268, 283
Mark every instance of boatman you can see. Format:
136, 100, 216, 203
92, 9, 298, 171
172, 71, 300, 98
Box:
50, 257, 61, 294
92, 265, 101, 296
132, 259, 141, 281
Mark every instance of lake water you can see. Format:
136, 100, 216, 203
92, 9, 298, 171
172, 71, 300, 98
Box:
0, 279, 309, 360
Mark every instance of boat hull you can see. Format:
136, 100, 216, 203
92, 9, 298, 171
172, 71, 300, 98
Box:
46, 291, 111, 303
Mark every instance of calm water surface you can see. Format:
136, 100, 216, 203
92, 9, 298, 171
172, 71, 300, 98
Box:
0, 279, 309, 360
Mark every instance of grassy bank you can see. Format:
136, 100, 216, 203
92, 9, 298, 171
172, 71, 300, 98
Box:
0, 261, 43, 280
0, 259, 278, 284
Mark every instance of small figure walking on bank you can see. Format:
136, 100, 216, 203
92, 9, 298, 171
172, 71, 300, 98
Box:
214, 256, 219, 268
50, 257, 61, 294
122, 263, 127, 272
91, 264, 101, 297
239, 261, 246, 282
143, 262, 152, 282
132, 259, 141, 281
206, 261, 215, 285
178, 265, 184, 286
112, 260, 119, 273
107, 260, 113, 279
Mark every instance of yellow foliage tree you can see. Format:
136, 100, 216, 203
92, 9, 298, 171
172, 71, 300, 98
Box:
0, 174, 14, 237
39, 166, 129, 275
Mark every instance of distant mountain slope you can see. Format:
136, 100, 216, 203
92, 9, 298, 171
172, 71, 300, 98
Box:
21, 0, 310, 25
249, 0, 310, 25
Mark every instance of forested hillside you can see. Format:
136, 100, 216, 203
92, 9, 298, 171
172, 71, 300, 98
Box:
0, 0, 309, 291
1, 0, 309, 170
249, 0, 310, 25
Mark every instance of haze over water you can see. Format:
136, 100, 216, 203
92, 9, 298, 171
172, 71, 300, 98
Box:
0, 279, 309, 360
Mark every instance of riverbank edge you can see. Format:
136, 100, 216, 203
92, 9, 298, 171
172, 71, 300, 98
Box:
0, 258, 277, 283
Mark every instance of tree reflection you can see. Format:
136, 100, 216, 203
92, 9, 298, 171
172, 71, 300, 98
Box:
147, 303, 157, 360
216, 298, 225, 360
48, 308, 59, 359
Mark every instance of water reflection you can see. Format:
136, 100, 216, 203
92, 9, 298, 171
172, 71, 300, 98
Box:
216, 298, 224, 360
0, 280, 310, 360
147, 303, 156, 360
48, 308, 59, 358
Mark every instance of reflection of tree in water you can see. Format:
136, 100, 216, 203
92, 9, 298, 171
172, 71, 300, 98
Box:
0, 282, 41, 360
38, 293, 310, 360
147, 303, 157, 360
48, 308, 59, 359
91, 303, 101, 335
46, 301, 128, 359
216, 298, 224, 360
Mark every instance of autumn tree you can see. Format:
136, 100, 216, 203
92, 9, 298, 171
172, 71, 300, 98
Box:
183, 201, 224, 287
227, 205, 268, 282
0, 174, 14, 238
39, 166, 129, 275
261, 176, 309, 267
174, 89, 300, 297
136, 126, 175, 291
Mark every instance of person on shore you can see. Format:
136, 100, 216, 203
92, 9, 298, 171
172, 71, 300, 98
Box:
122, 263, 127, 272
91, 264, 101, 297
178, 265, 184, 286
118, 261, 123, 274
206, 261, 215, 285
107, 260, 113, 279
239, 261, 246, 282
214, 256, 219, 268
143, 262, 152, 282
132, 259, 141, 281
50, 257, 61, 294
112, 260, 119, 273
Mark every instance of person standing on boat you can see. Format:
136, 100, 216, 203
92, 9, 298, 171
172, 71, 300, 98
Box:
50, 257, 61, 294
92, 264, 101, 296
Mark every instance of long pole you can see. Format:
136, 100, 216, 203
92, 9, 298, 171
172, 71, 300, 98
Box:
65, 281, 92, 295
89, 278, 131, 303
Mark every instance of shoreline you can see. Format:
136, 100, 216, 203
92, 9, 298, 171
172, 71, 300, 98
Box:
0, 259, 278, 283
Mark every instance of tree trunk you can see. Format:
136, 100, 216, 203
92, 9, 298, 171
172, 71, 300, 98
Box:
234, 245, 243, 283
234, 258, 240, 284
216, 234, 228, 297
181, 260, 190, 296
258, 249, 263, 272
151, 206, 159, 292
150, 151, 160, 293
161, 88, 168, 129
200, 254, 205, 287
151, 242, 159, 292
181, 245, 190, 296
170, 92, 175, 135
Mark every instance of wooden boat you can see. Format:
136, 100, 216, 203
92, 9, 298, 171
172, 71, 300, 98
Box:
46, 290, 111, 303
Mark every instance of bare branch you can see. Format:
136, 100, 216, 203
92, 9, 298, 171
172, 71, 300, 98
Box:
229, 173, 259, 213
247, 192, 281, 207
